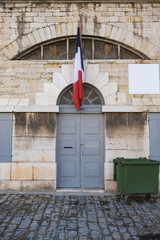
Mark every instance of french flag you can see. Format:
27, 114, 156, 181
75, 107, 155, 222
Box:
73, 27, 85, 111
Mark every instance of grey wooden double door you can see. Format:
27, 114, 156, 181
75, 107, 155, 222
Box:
57, 114, 104, 188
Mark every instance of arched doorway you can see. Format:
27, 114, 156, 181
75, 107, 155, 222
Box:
57, 83, 105, 189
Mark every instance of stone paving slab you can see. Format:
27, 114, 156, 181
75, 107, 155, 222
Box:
0, 192, 160, 240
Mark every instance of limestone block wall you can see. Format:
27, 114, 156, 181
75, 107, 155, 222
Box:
0, 113, 57, 191
104, 112, 149, 192
0, 60, 61, 108
1, 0, 160, 192
0, 60, 160, 191
0, 2, 160, 60
0, 60, 160, 112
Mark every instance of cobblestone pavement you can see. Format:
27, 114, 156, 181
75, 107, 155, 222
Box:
0, 192, 160, 240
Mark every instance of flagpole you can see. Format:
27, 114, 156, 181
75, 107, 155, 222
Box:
78, 22, 82, 41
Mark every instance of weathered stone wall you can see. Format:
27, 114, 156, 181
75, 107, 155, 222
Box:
104, 112, 149, 192
1, 1, 160, 192
0, 111, 151, 191
0, 2, 160, 59
0, 59, 159, 191
0, 60, 160, 113
0, 113, 56, 191
0, 60, 61, 108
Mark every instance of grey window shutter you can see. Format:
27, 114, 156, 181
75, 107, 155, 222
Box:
149, 113, 160, 162
0, 113, 13, 162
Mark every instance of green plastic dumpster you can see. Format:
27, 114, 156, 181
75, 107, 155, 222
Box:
113, 157, 125, 181
113, 157, 151, 181
114, 158, 159, 196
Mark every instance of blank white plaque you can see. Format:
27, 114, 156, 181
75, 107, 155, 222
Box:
128, 64, 159, 94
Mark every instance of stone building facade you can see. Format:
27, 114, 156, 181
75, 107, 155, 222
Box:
0, 0, 160, 192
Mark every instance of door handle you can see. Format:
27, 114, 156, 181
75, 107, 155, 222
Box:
80, 144, 84, 156
64, 146, 73, 148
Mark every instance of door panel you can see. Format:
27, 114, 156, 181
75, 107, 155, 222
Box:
61, 162, 76, 177
61, 141, 76, 155
81, 114, 104, 188
57, 114, 104, 188
84, 141, 100, 155
84, 162, 100, 176
57, 114, 80, 187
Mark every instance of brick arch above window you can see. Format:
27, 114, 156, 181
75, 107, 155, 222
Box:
0, 23, 158, 60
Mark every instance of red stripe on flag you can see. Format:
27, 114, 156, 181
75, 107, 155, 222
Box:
73, 70, 83, 111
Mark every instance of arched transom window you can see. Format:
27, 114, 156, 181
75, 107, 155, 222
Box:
13, 36, 147, 60
57, 83, 104, 106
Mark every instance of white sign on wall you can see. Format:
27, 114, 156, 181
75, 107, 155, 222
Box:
128, 64, 160, 94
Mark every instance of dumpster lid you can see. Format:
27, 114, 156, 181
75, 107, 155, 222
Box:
118, 158, 160, 165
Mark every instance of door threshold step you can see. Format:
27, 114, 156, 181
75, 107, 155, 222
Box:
56, 189, 105, 193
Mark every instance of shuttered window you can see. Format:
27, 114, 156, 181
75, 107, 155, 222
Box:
149, 113, 160, 162
0, 113, 13, 162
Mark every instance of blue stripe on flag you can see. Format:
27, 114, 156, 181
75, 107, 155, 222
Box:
75, 27, 84, 71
